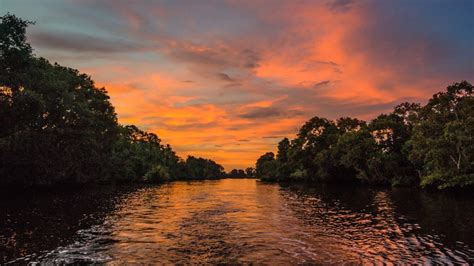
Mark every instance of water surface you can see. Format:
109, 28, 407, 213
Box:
1, 179, 473, 264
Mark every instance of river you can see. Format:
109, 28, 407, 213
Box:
1, 179, 473, 264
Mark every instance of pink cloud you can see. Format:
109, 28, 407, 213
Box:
20, 0, 472, 169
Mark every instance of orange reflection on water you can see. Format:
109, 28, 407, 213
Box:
23, 180, 473, 264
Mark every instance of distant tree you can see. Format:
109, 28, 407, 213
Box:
276, 138, 292, 180
109, 125, 185, 183
245, 167, 256, 177
227, 168, 248, 178
228, 169, 237, 177
255, 152, 278, 181
185, 156, 225, 180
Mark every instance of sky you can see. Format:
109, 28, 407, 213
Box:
1, 0, 473, 170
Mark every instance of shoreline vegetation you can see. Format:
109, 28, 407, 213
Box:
254, 83, 473, 190
0, 14, 232, 186
1, 14, 472, 190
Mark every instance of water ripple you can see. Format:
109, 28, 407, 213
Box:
3, 180, 473, 264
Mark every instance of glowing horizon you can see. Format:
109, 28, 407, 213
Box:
2, 0, 472, 170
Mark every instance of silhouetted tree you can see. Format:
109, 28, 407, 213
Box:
254, 81, 473, 190
0, 14, 225, 186
185, 156, 225, 180
1, 14, 120, 184
245, 167, 256, 177
255, 152, 278, 181
227, 168, 248, 178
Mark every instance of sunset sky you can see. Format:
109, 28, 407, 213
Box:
2, 0, 473, 170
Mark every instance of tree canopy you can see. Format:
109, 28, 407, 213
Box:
255, 81, 473, 190
0, 14, 225, 185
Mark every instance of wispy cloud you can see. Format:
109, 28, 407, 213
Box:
239, 107, 305, 120
30, 31, 143, 53
328, 0, 355, 12
4, 0, 472, 169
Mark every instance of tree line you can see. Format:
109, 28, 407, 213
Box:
225, 168, 256, 178
255, 82, 473, 190
0, 14, 226, 186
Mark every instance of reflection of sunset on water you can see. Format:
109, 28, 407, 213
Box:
1, 0, 473, 264
4, 180, 465, 264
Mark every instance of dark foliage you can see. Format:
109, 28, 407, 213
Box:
226, 167, 255, 178
0, 14, 224, 185
255, 82, 473, 190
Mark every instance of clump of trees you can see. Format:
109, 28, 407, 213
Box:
0, 14, 224, 186
184, 156, 225, 180
226, 167, 255, 178
256, 81, 473, 190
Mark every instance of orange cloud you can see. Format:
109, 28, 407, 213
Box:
23, 0, 472, 170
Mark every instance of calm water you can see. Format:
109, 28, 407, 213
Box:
1, 179, 473, 264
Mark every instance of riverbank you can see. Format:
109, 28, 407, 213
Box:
258, 178, 474, 196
